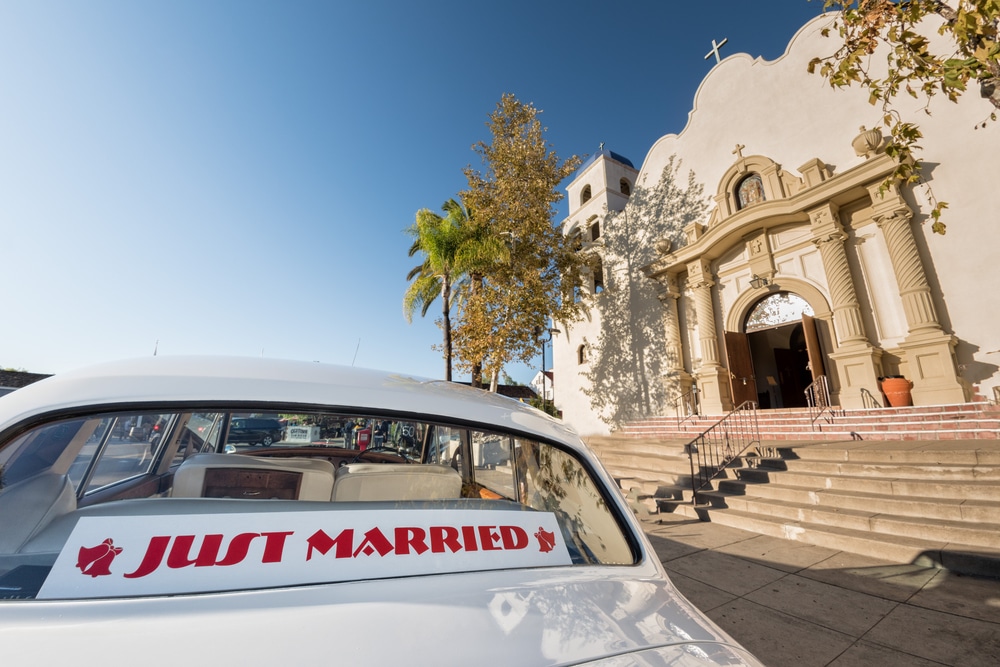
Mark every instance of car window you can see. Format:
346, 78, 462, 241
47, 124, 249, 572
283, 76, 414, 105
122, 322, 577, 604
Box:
78, 413, 173, 495
0, 406, 634, 601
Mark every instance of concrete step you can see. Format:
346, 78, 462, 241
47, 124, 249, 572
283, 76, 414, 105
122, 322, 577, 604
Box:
626, 426, 1000, 441
620, 403, 1000, 442
762, 442, 1000, 465
658, 505, 1000, 578
596, 451, 692, 475
745, 456, 999, 481
586, 437, 689, 457
733, 466, 1000, 501
714, 480, 998, 523
699, 492, 1000, 549
616, 476, 688, 499
595, 429, 1000, 576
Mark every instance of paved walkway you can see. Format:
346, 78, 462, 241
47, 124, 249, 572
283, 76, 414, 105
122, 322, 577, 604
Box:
641, 513, 1000, 667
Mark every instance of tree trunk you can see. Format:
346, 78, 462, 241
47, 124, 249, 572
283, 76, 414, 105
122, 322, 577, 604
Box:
470, 274, 483, 388
442, 278, 452, 382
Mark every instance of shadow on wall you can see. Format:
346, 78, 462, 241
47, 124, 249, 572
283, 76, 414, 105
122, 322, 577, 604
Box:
583, 156, 708, 429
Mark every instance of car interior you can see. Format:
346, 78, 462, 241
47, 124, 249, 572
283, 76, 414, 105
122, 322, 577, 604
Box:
0, 406, 636, 599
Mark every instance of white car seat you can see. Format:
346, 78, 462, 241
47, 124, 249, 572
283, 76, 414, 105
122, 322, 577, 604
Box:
332, 463, 462, 501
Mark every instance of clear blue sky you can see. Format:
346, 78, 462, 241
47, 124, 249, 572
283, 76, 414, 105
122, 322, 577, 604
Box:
0, 0, 826, 384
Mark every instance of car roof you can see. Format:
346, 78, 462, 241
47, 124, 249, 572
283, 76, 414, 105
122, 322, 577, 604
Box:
0, 356, 581, 446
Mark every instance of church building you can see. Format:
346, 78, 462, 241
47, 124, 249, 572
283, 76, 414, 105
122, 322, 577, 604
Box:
553, 14, 1000, 436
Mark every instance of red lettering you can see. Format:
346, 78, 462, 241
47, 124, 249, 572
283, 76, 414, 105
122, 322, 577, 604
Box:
478, 525, 502, 551
461, 525, 479, 551
165, 534, 224, 569
500, 525, 528, 550
123, 535, 171, 579
215, 533, 260, 566
306, 529, 354, 560
394, 527, 428, 555
429, 526, 462, 553
260, 531, 294, 563
352, 527, 394, 558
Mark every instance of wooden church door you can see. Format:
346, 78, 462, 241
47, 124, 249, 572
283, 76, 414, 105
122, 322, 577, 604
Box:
724, 331, 757, 406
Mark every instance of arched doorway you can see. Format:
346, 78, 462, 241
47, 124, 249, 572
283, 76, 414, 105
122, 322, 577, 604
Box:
725, 292, 826, 409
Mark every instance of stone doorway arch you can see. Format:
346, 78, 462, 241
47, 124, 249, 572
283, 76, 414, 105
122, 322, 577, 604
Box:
724, 285, 834, 409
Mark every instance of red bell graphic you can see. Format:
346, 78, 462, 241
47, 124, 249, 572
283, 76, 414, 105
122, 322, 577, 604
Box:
77, 538, 123, 577
534, 527, 556, 553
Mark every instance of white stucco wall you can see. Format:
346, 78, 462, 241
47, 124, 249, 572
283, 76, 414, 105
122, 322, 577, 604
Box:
555, 13, 1000, 435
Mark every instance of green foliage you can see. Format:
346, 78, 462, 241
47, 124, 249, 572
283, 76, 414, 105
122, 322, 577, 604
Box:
528, 395, 560, 417
403, 197, 492, 381
455, 94, 584, 387
809, 0, 1000, 235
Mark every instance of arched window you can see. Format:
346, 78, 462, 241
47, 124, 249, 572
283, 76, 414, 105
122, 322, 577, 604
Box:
577, 344, 588, 365
589, 218, 600, 241
593, 257, 604, 293
620, 178, 631, 195
736, 174, 765, 210
581, 185, 592, 205
745, 292, 813, 332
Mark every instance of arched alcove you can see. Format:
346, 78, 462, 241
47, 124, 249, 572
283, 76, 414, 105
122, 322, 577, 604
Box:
736, 173, 766, 210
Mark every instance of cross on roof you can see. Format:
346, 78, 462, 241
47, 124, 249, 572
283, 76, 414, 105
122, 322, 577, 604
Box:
732, 143, 745, 159
704, 37, 729, 64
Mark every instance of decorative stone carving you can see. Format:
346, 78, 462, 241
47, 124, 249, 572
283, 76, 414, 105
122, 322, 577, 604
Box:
687, 261, 721, 368
684, 222, 705, 244
852, 126, 883, 159
808, 202, 868, 345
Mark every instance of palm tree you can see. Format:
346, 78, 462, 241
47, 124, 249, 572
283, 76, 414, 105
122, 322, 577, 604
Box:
403, 198, 476, 382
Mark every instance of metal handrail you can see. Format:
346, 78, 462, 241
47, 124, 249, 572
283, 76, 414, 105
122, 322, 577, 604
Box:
685, 401, 760, 505
860, 387, 883, 409
805, 375, 832, 429
672, 387, 700, 425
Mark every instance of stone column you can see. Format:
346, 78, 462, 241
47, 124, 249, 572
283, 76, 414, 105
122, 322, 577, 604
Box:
809, 203, 868, 344
873, 206, 941, 333
653, 274, 694, 412
808, 202, 882, 408
687, 259, 732, 414
868, 183, 966, 404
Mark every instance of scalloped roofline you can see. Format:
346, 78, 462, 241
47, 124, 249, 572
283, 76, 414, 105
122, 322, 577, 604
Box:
639, 12, 837, 176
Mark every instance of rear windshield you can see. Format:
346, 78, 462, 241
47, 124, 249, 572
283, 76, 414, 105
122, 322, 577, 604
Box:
0, 407, 635, 600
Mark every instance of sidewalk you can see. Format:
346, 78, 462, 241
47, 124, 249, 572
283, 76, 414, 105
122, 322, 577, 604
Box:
641, 513, 1000, 667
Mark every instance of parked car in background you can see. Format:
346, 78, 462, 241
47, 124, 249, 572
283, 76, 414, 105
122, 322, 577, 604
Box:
226, 416, 284, 446
0, 356, 762, 666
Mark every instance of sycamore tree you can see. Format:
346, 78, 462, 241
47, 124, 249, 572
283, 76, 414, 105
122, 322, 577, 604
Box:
809, 0, 1000, 234
456, 94, 587, 391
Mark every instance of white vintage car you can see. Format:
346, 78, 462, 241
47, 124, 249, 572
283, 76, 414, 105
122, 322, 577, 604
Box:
0, 357, 762, 666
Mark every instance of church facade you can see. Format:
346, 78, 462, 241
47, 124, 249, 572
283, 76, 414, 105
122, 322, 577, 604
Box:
553, 15, 1000, 436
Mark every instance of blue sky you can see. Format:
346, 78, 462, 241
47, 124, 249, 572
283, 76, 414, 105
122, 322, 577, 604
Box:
0, 0, 826, 383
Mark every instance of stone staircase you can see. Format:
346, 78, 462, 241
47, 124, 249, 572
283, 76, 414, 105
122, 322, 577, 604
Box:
587, 404, 1000, 577
618, 402, 1000, 441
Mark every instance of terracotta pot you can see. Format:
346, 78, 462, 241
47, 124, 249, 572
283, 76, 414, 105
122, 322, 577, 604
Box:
880, 377, 913, 407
